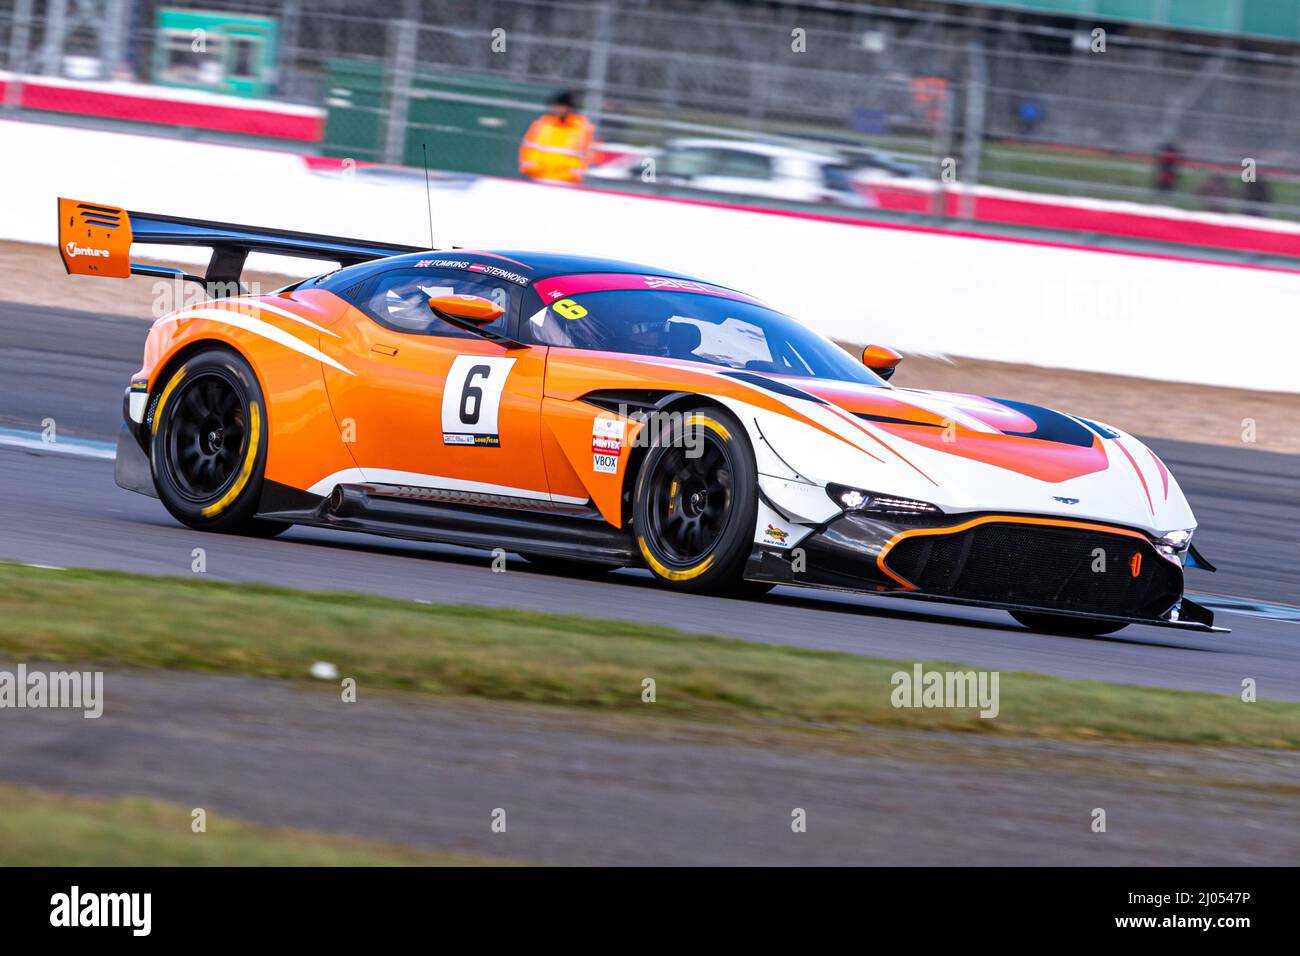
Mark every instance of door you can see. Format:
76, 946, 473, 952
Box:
319, 266, 553, 501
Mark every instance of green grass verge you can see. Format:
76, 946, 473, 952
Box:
1, 563, 1295, 748
0, 783, 508, 866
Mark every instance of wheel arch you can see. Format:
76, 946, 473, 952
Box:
144, 338, 258, 441
624, 396, 760, 592
616, 391, 739, 528
145, 325, 355, 497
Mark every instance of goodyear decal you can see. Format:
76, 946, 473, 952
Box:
443, 433, 501, 448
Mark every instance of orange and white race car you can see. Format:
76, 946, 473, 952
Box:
60, 197, 1222, 636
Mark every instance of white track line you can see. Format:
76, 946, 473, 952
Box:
0, 429, 116, 460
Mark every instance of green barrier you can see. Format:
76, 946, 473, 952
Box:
321, 59, 555, 177
321, 58, 387, 163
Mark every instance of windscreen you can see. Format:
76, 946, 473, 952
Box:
527, 286, 887, 387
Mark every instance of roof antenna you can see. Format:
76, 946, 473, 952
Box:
421, 143, 435, 250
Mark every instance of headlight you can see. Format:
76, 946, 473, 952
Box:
1156, 528, 1194, 560
826, 483, 942, 515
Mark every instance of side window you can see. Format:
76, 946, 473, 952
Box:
712, 150, 774, 180
665, 147, 717, 179
526, 300, 576, 347
358, 269, 516, 337
821, 164, 855, 194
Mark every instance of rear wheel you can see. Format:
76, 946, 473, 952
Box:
149, 348, 288, 537
632, 406, 758, 594
1010, 610, 1128, 637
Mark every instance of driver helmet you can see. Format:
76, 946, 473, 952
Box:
625, 319, 668, 354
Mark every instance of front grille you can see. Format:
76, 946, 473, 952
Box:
882, 520, 1182, 618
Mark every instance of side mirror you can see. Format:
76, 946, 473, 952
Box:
428, 293, 504, 325
861, 344, 902, 381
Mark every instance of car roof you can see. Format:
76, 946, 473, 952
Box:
309, 248, 756, 300
377, 249, 720, 284
667, 137, 840, 163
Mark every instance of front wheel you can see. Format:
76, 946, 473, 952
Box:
632, 406, 758, 594
149, 348, 288, 537
1010, 610, 1128, 637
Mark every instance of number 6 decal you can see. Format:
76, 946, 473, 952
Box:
441, 355, 517, 448
459, 365, 489, 425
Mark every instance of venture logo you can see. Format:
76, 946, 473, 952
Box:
50, 886, 151, 936
64, 240, 110, 259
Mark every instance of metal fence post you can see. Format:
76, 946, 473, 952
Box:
959, 39, 987, 221
279, 0, 303, 93
931, 85, 955, 218
383, 19, 418, 167
585, 0, 614, 118
5, 0, 33, 111
38, 0, 66, 75
101, 0, 129, 81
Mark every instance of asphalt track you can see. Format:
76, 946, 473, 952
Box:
1, 302, 1298, 698
4, 666, 1298, 865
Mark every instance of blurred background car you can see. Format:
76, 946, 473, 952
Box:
590, 137, 916, 207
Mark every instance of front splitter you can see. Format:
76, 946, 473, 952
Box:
745, 546, 1228, 633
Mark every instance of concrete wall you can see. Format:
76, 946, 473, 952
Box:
5, 119, 1295, 392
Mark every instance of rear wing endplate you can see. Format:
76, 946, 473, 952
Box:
57, 197, 424, 290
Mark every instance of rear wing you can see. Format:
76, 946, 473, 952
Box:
57, 197, 424, 290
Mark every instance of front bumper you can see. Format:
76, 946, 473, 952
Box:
745, 509, 1223, 632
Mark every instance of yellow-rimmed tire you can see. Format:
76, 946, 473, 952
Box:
632, 406, 758, 594
149, 348, 287, 537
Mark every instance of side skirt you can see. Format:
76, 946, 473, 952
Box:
259, 481, 638, 566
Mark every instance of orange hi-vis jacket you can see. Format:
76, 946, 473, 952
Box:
518, 113, 595, 183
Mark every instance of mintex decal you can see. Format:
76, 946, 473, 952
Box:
441, 355, 516, 447
533, 273, 764, 305
592, 416, 624, 473
592, 416, 624, 454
